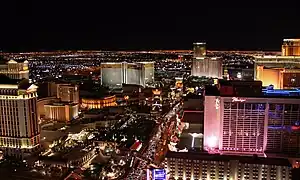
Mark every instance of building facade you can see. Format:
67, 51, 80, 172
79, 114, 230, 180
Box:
204, 95, 300, 157
37, 96, 59, 120
100, 62, 125, 87
255, 39, 300, 88
140, 62, 155, 85
44, 102, 79, 122
0, 82, 40, 157
100, 62, 154, 87
165, 152, 292, 180
57, 84, 79, 103
282, 39, 300, 56
81, 95, 117, 109
191, 43, 222, 78
254, 55, 300, 89
0, 59, 29, 80
192, 57, 223, 78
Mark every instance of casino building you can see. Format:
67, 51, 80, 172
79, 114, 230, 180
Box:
255, 57, 300, 89
44, 102, 79, 123
191, 43, 222, 78
204, 80, 300, 158
0, 58, 40, 158
100, 62, 154, 87
81, 95, 117, 109
255, 39, 300, 89
0, 59, 29, 80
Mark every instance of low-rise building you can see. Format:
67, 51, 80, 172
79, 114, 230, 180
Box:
44, 102, 79, 122
81, 95, 117, 109
165, 152, 292, 180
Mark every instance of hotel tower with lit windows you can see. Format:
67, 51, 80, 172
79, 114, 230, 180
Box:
204, 81, 300, 159
0, 59, 40, 158
191, 42, 222, 78
100, 62, 154, 87
0, 59, 29, 79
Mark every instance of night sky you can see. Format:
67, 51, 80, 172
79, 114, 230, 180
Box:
1, 3, 300, 52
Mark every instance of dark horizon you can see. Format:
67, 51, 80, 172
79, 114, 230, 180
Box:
0, 3, 299, 52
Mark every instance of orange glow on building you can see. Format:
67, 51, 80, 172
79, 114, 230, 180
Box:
81, 95, 117, 109
152, 89, 162, 95
282, 39, 300, 56
44, 103, 79, 123
256, 66, 283, 89
124, 95, 129, 100
256, 66, 300, 89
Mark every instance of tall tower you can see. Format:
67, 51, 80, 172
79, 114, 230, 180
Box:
0, 75, 40, 158
192, 42, 222, 78
101, 62, 155, 87
138, 62, 155, 86
193, 42, 206, 58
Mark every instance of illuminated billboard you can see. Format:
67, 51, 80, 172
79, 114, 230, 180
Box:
147, 168, 167, 180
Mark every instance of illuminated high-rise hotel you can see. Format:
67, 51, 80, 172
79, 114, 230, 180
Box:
191, 42, 222, 78
204, 82, 300, 158
0, 76, 40, 157
0, 59, 29, 80
100, 62, 154, 87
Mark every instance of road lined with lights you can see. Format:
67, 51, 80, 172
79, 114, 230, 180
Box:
126, 102, 181, 179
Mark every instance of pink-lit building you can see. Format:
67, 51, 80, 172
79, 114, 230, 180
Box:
204, 94, 300, 158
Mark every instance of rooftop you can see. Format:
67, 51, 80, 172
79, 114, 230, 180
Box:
205, 80, 300, 98
166, 151, 291, 166
182, 111, 203, 124
218, 79, 262, 86
0, 58, 27, 65
263, 88, 300, 97
177, 132, 202, 150
80, 89, 111, 99
45, 102, 78, 106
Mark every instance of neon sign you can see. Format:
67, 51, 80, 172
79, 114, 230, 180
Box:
291, 126, 300, 131
147, 168, 166, 180
232, 97, 246, 102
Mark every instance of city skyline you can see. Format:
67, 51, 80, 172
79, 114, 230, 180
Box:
1, 41, 300, 179
1, 3, 300, 179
